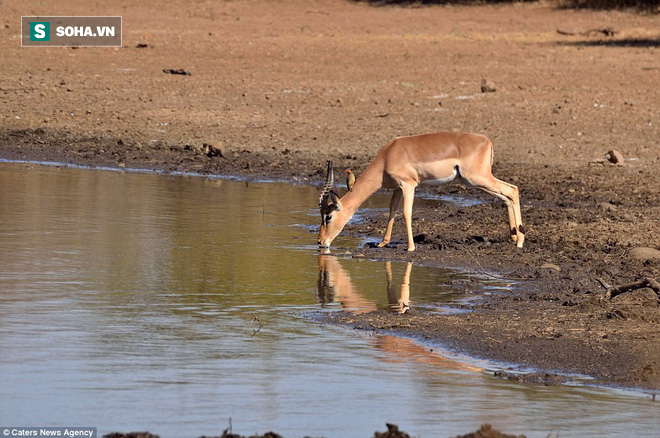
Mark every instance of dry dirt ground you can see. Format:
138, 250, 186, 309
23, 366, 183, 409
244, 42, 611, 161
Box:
1, 0, 659, 392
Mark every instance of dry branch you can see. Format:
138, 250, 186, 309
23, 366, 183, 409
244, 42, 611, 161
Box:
557, 27, 616, 37
606, 277, 660, 300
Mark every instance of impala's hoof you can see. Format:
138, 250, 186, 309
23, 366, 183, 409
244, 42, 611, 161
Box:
516, 229, 525, 248
510, 227, 518, 243
512, 225, 525, 248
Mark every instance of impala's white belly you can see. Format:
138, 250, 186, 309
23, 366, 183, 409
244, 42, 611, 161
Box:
420, 166, 458, 186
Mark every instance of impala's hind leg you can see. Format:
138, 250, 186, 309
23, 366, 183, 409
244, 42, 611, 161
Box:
467, 175, 524, 248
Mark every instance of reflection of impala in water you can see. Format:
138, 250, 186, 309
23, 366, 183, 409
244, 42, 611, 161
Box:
316, 255, 483, 373
317, 255, 410, 314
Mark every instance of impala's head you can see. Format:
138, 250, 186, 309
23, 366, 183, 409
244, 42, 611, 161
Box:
318, 161, 344, 249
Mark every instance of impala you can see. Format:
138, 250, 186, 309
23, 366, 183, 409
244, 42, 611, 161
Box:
318, 132, 524, 252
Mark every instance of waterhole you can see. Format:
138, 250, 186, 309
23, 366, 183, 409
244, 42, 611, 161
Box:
0, 163, 657, 438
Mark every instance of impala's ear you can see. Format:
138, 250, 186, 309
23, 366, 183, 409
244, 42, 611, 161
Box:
328, 191, 341, 211
321, 190, 341, 216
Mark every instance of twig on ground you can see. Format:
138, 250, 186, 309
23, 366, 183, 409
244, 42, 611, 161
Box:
463, 246, 531, 282
605, 277, 660, 300
596, 277, 612, 290
557, 27, 616, 37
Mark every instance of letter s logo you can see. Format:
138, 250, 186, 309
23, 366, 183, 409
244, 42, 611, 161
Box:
35, 24, 46, 39
29, 21, 50, 41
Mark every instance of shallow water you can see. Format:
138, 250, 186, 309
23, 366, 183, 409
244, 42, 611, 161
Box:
0, 163, 658, 438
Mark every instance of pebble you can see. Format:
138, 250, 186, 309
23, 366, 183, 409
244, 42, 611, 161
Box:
202, 143, 223, 158
598, 202, 618, 212
629, 247, 660, 261
480, 78, 497, 93
605, 149, 624, 165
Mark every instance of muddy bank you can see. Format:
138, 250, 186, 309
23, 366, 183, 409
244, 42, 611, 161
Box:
2, 0, 659, 391
105, 423, 526, 438
3, 126, 659, 391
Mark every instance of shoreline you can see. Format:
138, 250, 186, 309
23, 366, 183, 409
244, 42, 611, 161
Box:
2, 132, 659, 393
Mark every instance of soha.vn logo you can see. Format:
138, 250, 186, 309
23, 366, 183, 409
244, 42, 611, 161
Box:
31, 22, 116, 39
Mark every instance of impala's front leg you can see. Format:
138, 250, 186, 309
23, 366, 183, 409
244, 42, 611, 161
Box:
378, 189, 402, 248
401, 183, 417, 252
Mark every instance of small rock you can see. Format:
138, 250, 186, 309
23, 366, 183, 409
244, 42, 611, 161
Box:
480, 78, 497, 93
414, 233, 433, 244
163, 68, 191, 76
629, 247, 660, 261
103, 433, 159, 438
598, 202, 618, 212
374, 423, 411, 438
202, 143, 224, 158
605, 149, 624, 165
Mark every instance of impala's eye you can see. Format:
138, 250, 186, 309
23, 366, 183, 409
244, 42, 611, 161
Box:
321, 213, 332, 226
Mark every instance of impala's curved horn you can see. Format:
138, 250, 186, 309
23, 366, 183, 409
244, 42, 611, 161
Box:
319, 160, 334, 208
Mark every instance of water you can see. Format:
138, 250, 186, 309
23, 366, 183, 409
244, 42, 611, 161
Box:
0, 163, 658, 438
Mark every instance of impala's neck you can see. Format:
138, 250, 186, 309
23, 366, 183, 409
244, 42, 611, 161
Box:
339, 158, 386, 216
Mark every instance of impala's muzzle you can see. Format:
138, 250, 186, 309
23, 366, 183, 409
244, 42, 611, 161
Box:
317, 224, 331, 249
